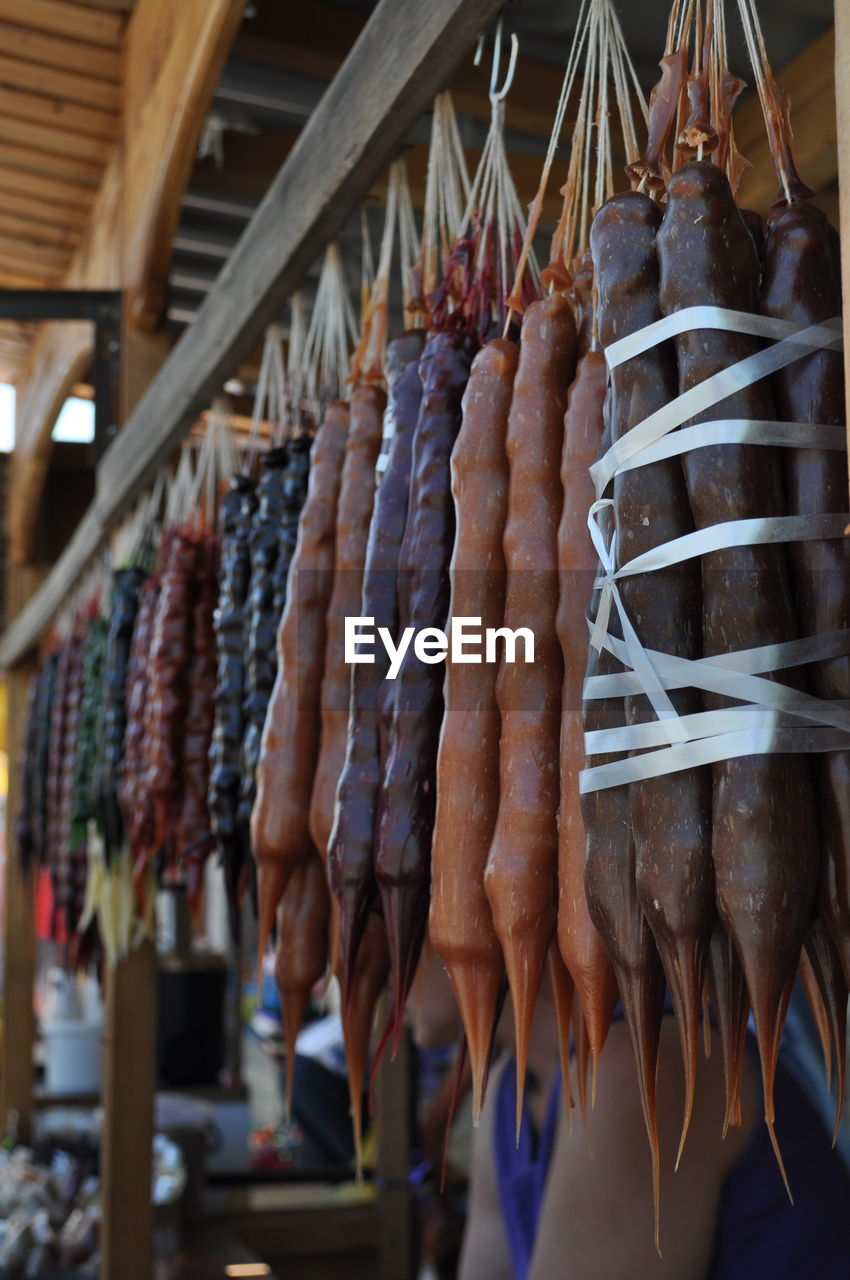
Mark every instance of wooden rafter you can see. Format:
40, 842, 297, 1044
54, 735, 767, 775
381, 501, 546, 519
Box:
0, 0, 125, 47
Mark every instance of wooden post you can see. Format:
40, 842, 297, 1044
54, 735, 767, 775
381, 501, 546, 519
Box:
836, 1, 850, 470
1, 663, 36, 1144
1, 563, 47, 1144
100, 940, 157, 1280
375, 1029, 415, 1280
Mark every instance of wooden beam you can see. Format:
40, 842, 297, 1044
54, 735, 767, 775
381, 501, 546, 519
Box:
233, 1, 567, 139
122, 0, 248, 329
195, 128, 561, 220
0, 0, 125, 47
100, 940, 156, 1280
737, 27, 837, 212
0, 86, 119, 141
0, 52, 120, 111
0, 20, 121, 81
0, 0, 505, 666
836, 5, 850, 475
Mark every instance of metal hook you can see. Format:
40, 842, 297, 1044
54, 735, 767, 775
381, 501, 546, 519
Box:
489, 19, 519, 102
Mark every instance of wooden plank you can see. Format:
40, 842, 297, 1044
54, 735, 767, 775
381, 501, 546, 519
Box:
1, 114, 114, 164
837, 5, 850, 477
0, 52, 120, 111
0, 85, 119, 140
100, 940, 156, 1280
0, 235, 72, 275
375, 1030, 414, 1280
0, 137, 103, 185
0, 211, 80, 251
70, 0, 135, 10
0, 189, 89, 230
0, 20, 121, 81
0, 267, 64, 289
0, 565, 46, 1145
737, 27, 837, 212
122, 0, 247, 329
0, 0, 124, 47
0, 0, 505, 664
0, 199, 85, 238
0, 165, 94, 212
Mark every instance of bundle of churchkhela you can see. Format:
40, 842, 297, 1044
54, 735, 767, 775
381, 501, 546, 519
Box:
255, 164, 419, 1119
426, 0, 645, 1134
32, 577, 107, 966
250, 242, 359, 966
572, 0, 847, 1230
239, 313, 313, 885
327, 103, 470, 1079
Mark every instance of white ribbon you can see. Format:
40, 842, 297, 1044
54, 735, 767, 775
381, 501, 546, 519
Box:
581, 308, 850, 793
591, 315, 843, 498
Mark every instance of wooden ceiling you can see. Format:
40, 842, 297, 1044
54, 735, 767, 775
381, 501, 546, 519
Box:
0, 0, 133, 383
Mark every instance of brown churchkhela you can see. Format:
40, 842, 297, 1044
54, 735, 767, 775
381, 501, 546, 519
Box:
330, 332, 426, 1001
431, 338, 517, 1119
555, 346, 618, 1088
309, 383, 386, 972
252, 401, 350, 962
177, 534, 218, 911
484, 294, 576, 1134
120, 574, 159, 884
761, 200, 850, 1117
376, 329, 476, 1041
656, 160, 819, 1167
145, 530, 197, 863
592, 191, 713, 1156
274, 851, 331, 1115
581, 437, 666, 1225
343, 912, 390, 1176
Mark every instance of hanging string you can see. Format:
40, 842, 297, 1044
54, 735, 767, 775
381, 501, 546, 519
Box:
412, 91, 471, 319
297, 242, 358, 424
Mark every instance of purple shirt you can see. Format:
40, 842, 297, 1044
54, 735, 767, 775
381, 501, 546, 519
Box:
493, 1027, 850, 1280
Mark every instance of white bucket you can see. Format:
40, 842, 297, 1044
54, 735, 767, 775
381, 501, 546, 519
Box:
43, 1017, 103, 1095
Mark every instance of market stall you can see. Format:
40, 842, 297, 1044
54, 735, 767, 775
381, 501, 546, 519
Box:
0, 0, 847, 1276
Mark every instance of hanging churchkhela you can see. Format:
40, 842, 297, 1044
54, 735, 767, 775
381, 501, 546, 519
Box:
375, 93, 477, 1042
430, 34, 542, 1121
208, 403, 258, 937
577, 0, 849, 1229
239, 312, 313, 875
252, 243, 357, 964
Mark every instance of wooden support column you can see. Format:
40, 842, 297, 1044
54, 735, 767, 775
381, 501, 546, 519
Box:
100, 940, 156, 1280
0, 565, 44, 1142
375, 1030, 415, 1280
836, 5, 850, 469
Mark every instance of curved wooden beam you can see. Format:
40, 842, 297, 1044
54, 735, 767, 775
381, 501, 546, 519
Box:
123, 0, 247, 331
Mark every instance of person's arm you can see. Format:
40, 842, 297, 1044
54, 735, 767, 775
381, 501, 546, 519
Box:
529, 1017, 757, 1280
458, 1054, 515, 1280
